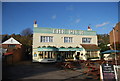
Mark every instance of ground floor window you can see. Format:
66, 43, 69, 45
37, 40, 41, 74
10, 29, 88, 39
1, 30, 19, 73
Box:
64, 51, 75, 59
86, 51, 98, 58
38, 51, 56, 59
38, 51, 75, 59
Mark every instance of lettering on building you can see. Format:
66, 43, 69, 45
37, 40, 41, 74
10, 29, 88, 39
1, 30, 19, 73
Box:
53, 29, 84, 35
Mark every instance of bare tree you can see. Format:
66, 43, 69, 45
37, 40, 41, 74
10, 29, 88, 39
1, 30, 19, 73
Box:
20, 28, 33, 36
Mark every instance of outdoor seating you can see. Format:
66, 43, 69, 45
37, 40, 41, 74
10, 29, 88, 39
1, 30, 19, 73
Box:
56, 59, 101, 79
56, 61, 75, 70
56, 60, 82, 70
82, 60, 100, 79
109, 60, 120, 65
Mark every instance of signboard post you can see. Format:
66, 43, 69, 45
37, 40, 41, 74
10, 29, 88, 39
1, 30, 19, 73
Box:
100, 63, 118, 81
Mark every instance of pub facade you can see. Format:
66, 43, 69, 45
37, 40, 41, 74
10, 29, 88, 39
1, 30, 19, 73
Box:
32, 21, 100, 62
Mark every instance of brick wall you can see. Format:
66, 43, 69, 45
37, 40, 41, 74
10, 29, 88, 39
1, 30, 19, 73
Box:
2, 44, 22, 49
109, 22, 120, 50
3, 48, 23, 65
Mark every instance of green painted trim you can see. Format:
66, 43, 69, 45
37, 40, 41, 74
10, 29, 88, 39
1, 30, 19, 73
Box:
58, 48, 83, 51
38, 47, 58, 51
37, 47, 83, 51
34, 27, 96, 36
85, 49, 101, 51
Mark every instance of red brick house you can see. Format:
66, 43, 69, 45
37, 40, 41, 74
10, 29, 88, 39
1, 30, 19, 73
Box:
2, 37, 23, 65
2, 37, 22, 49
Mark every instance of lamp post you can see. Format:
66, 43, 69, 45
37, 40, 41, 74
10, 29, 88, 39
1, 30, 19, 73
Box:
113, 27, 118, 81
113, 27, 117, 64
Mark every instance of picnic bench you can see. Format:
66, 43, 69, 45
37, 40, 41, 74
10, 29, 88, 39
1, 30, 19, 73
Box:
56, 61, 81, 70
82, 60, 102, 79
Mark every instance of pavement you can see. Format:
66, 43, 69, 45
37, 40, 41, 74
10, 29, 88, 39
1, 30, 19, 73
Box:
2, 61, 120, 81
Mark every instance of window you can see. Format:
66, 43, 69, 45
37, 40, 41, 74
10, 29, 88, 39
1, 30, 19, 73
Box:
38, 51, 56, 59
91, 51, 98, 57
82, 38, 91, 43
65, 52, 74, 59
64, 37, 73, 43
41, 36, 53, 42
86, 51, 98, 58
8, 45, 16, 47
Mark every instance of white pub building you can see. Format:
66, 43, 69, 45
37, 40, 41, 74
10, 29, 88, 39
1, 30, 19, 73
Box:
32, 21, 100, 62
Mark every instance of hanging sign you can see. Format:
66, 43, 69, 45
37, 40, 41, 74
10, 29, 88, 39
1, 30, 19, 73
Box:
100, 63, 117, 81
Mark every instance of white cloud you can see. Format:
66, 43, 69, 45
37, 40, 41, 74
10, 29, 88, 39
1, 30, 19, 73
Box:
51, 15, 56, 20
96, 22, 109, 27
75, 18, 80, 23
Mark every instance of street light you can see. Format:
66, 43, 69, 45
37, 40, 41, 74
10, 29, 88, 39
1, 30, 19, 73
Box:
113, 27, 117, 62
113, 27, 118, 81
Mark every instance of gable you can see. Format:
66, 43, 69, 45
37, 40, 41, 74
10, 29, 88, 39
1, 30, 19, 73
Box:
2, 37, 22, 45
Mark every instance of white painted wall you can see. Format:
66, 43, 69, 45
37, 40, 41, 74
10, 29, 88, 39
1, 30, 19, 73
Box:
33, 33, 98, 48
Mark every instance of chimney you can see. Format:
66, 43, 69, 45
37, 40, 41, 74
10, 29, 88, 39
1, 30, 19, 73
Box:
88, 26, 92, 31
34, 20, 38, 27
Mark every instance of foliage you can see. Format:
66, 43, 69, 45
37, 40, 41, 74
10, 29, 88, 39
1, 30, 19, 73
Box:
2, 28, 33, 60
97, 34, 110, 52
2, 34, 9, 42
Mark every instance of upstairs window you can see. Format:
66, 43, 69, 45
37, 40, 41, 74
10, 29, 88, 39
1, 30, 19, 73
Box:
8, 45, 16, 47
40, 36, 53, 42
64, 37, 73, 43
82, 38, 91, 43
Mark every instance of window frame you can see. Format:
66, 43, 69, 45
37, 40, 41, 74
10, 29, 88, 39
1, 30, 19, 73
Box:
64, 37, 73, 43
82, 37, 92, 43
8, 44, 16, 47
40, 36, 53, 42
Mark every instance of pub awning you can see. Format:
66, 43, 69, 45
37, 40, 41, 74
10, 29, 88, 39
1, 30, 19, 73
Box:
37, 47, 83, 51
80, 44, 100, 51
58, 47, 83, 51
38, 47, 58, 51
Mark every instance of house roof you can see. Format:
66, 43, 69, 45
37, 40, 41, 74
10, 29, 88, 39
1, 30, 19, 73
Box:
4, 52, 13, 56
2, 37, 22, 45
80, 44, 100, 51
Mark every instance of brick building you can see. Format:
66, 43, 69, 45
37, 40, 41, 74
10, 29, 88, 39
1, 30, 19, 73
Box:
2, 37, 23, 64
109, 22, 120, 50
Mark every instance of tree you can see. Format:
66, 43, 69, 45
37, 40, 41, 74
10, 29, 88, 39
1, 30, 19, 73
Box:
20, 28, 33, 36
2, 34, 9, 42
20, 28, 33, 60
97, 34, 110, 52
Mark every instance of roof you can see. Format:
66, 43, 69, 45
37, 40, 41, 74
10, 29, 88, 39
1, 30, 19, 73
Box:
2, 37, 22, 45
4, 52, 13, 56
34, 27, 97, 36
80, 44, 100, 51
